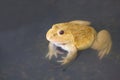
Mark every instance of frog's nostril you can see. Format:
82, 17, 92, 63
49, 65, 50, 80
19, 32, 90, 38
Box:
53, 34, 56, 36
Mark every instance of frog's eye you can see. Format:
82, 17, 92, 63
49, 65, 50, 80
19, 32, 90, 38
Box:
58, 30, 64, 35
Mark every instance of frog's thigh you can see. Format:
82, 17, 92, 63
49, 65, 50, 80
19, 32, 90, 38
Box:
91, 30, 112, 59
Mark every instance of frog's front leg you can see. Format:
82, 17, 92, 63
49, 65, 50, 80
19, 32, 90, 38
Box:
46, 42, 58, 60
57, 45, 77, 65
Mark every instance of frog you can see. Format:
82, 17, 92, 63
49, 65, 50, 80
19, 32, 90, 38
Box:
46, 20, 112, 65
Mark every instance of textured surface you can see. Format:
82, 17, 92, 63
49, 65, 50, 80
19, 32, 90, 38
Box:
0, 0, 120, 80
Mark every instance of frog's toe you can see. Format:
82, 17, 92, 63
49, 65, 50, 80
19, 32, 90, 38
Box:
57, 58, 69, 65
53, 53, 58, 58
46, 52, 58, 60
98, 49, 107, 59
98, 43, 111, 59
46, 53, 52, 60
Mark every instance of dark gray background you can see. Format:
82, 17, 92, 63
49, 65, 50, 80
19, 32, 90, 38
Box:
0, 0, 120, 80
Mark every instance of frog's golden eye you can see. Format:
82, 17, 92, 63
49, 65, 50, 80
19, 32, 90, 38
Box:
59, 30, 64, 35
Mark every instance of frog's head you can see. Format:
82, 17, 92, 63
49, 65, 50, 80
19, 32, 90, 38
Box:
46, 23, 74, 44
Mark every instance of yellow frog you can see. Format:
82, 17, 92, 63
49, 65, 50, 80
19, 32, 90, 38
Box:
46, 20, 112, 65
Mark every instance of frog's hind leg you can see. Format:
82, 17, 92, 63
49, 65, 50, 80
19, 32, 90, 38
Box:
69, 20, 91, 26
91, 30, 112, 59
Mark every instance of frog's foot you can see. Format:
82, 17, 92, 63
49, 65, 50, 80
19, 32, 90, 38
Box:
98, 44, 111, 59
91, 30, 112, 59
57, 57, 70, 65
46, 49, 65, 60
46, 42, 58, 60
57, 52, 77, 65
46, 51, 58, 60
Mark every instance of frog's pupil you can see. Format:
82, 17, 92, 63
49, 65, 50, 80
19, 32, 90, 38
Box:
59, 30, 64, 35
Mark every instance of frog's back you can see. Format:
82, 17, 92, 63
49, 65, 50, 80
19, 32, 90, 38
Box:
68, 23, 97, 50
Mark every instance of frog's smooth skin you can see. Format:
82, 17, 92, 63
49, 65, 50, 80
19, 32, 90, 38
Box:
46, 20, 112, 65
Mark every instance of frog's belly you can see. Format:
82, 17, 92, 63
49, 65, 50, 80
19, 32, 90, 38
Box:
54, 43, 74, 52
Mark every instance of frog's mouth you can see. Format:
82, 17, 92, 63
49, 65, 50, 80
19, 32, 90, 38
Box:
51, 41, 68, 46
55, 42, 66, 45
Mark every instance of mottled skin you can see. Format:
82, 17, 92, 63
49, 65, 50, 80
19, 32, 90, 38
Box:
46, 20, 112, 65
